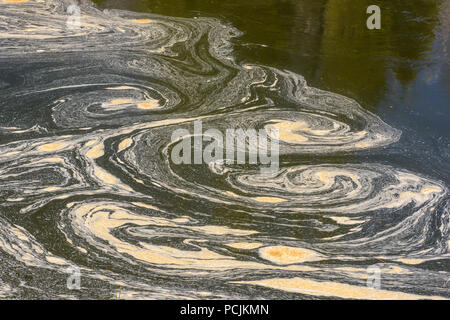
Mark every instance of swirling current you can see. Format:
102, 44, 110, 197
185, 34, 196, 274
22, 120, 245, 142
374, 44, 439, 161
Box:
0, 0, 448, 299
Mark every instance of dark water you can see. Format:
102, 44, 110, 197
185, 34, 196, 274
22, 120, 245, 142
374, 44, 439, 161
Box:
0, 0, 448, 299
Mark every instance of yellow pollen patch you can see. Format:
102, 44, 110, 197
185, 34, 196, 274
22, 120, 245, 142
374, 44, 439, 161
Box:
318, 171, 331, 183
172, 217, 190, 223
329, 216, 364, 225
355, 143, 370, 148
421, 187, 441, 194
396, 258, 424, 265
106, 86, 136, 90
226, 242, 262, 250
130, 19, 152, 24
234, 278, 446, 300
42, 186, 60, 192
37, 142, 69, 152
224, 191, 239, 197
106, 99, 133, 106
267, 120, 309, 143
192, 225, 258, 236
46, 256, 67, 266
86, 143, 104, 159
7, 197, 24, 202
118, 138, 133, 152
94, 167, 121, 186
137, 99, 160, 109
131, 202, 158, 211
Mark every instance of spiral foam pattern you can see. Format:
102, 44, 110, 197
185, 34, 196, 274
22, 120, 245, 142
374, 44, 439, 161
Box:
0, 0, 448, 299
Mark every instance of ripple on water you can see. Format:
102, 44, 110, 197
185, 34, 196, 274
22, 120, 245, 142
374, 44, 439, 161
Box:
0, 0, 448, 300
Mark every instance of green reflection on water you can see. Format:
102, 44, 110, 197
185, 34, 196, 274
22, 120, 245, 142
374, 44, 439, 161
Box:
94, 0, 447, 111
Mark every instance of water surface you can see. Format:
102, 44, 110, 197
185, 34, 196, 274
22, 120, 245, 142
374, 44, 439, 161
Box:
0, 0, 448, 299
